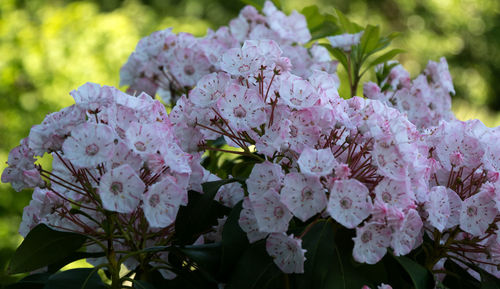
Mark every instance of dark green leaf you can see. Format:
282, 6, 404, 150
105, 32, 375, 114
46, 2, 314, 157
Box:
293, 220, 344, 289
48, 251, 106, 273
226, 241, 283, 289
219, 201, 249, 280
367, 49, 405, 69
43, 268, 106, 289
178, 243, 222, 280
132, 280, 156, 289
442, 260, 480, 289
6, 272, 51, 289
174, 180, 234, 244
478, 267, 500, 289
9, 224, 87, 274
393, 255, 434, 289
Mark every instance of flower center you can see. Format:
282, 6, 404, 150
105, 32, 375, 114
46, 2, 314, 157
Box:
110, 182, 123, 195
134, 141, 146, 152
149, 194, 160, 207
85, 144, 99, 156
340, 197, 352, 209
361, 231, 372, 243
274, 207, 284, 218
184, 65, 195, 76
382, 192, 392, 203
467, 205, 478, 217
233, 105, 247, 118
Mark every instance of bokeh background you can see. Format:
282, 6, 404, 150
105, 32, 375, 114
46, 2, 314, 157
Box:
1, 0, 499, 285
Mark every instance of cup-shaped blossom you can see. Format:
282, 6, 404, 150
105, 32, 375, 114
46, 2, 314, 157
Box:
353, 222, 391, 264
62, 123, 116, 168
246, 161, 284, 201
280, 172, 327, 222
217, 84, 266, 132
327, 179, 372, 229
98, 164, 146, 213
251, 190, 292, 233
266, 233, 307, 274
143, 176, 185, 228
297, 147, 337, 176
460, 186, 498, 236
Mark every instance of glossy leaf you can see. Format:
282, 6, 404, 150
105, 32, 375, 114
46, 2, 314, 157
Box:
174, 180, 233, 244
178, 243, 222, 280
219, 201, 249, 279
361, 25, 380, 56
9, 224, 87, 274
293, 220, 344, 289
132, 280, 157, 289
367, 49, 405, 69
43, 268, 106, 289
393, 255, 434, 289
6, 272, 51, 289
225, 241, 283, 289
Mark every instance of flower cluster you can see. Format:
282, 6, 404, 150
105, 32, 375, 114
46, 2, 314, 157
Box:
1, 83, 207, 278
120, 1, 334, 105
3, 0, 500, 286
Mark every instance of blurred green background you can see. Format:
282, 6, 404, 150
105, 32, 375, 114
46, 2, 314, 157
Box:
1, 0, 499, 285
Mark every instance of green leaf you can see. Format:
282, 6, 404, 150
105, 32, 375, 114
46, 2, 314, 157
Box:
43, 268, 106, 289
6, 272, 51, 289
293, 220, 344, 289
225, 241, 283, 289
393, 255, 434, 289
174, 180, 234, 244
301, 5, 324, 31
367, 49, 405, 69
178, 243, 222, 280
219, 201, 249, 280
360, 25, 380, 56
478, 267, 500, 289
323, 45, 348, 71
9, 224, 87, 274
132, 280, 157, 289
442, 260, 480, 289
48, 251, 106, 273
335, 9, 363, 33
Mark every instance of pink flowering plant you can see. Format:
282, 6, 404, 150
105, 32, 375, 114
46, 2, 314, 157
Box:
3, 1, 500, 288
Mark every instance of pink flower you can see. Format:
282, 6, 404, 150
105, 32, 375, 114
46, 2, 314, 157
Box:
143, 176, 185, 228
246, 161, 284, 201
189, 72, 230, 108
280, 172, 327, 222
62, 123, 116, 168
327, 179, 372, 228
252, 190, 292, 233
98, 164, 145, 213
215, 181, 245, 208
217, 84, 266, 131
424, 186, 451, 232
238, 197, 269, 243
266, 233, 307, 273
460, 186, 498, 236
353, 222, 391, 264
279, 74, 320, 109
390, 209, 423, 256
297, 147, 336, 176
